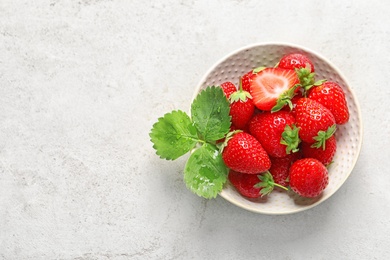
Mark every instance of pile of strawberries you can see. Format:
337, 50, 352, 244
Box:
219, 53, 349, 199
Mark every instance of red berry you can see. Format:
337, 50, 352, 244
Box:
249, 68, 300, 111
295, 98, 336, 144
278, 53, 315, 72
222, 132, 271, 174
241, 70, 255, 92
229, 170, 287, 198
289, 158, 329, 198
221, 81, 237, 98
229, 90, 255, 129
248, 111, 299, 158
308, 81, 349, 125
228, 170, 263, 198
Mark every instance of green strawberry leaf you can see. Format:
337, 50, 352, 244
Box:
311, 124, 337, 150
191, 86, 231, 142
184, 143, 228, 199
150, 110, 199, 160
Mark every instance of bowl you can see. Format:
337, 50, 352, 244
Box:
192, 42, 363, 215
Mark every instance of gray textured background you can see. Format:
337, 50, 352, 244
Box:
1, 0, 389, 259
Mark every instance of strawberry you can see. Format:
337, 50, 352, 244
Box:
289, 158, 329, 198
302, 135, 337, 166
220, 81, 237, 98
308, 81, 349, 124
278, 53, 315, 73
222, 132, 271, 174
248, 111, 300, 158
295, 98, 336, 144
228, 170, 287, 198
249, 68, 300, 111
228, 170, 263, 198
229, 81, 255, 129
269, 153, 301, 186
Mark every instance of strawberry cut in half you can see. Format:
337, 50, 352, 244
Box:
249, 68, 300, 111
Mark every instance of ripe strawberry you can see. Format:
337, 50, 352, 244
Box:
249, 111, 300, 157
278, 53, 315, 72
249, 68, 300, 111
295, 98, 336, 144
228, 170, 287, 198
248, 111, 300, 157
220, 81, 237, 98
289, 158, 329, 198
222, 132, 271, 174
308, 81, 349, 124
229, 82, 255, 129
228, 170, 263, 198
269, 153, 301, 186
302, 135, 337, 166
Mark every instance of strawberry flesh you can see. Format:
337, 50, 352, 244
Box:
250, 68, 300, 111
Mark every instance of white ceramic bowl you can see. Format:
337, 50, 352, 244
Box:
192, 42, 363, 215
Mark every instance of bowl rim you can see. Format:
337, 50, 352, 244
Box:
192, 42, 363, 215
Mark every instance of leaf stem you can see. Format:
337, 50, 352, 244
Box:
273, 182, 289, 191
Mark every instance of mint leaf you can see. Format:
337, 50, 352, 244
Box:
184, 143, 227, 198
150, 110, 198, 160
191, 86, 231, 142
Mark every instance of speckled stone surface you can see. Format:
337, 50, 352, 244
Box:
0, 0, 389, 259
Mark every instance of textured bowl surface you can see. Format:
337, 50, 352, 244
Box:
193, 42, 363, 215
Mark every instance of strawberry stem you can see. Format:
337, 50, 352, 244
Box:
255, 171, 288, 196
229, 78, 252, 103
273, 182, 289, 191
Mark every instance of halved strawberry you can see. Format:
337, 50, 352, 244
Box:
249, 68, 300, 111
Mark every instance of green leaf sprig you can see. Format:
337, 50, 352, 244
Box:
149, 86, 231, 198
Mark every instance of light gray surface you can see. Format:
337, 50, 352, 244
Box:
1, 0, 389, 259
